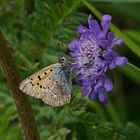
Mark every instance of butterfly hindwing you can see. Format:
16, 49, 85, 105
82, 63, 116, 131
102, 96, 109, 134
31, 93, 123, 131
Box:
40, 69, 72, 106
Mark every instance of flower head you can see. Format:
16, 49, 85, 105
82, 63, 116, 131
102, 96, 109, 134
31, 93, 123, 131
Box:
68, 14, 128, 104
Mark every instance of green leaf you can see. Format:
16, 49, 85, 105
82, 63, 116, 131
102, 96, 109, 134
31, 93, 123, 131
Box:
95, 0, 140, 2
117, 63, 140, 85
126, 122, 140, 140
0, 123, 21, 140
53, 0, 81, 30
48, 128, 71, 140
125, 30, 140, 44
92, 2, 140, 23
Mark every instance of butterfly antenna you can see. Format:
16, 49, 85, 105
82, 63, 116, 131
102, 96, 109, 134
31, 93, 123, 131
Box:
57, 41, 72, 64
57, 42, 61, 60
57, 41, 66, 58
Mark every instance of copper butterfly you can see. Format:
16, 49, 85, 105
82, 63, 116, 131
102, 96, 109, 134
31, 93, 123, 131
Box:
19, 57, 72, 107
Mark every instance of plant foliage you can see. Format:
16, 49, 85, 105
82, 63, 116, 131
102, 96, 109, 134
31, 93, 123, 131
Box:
0, 0, 140, 140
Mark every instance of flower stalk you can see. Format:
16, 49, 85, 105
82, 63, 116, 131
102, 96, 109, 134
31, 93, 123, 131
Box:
0, 31, 40, 140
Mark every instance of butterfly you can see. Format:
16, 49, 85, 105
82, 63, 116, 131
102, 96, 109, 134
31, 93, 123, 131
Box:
19, 57, 72, 107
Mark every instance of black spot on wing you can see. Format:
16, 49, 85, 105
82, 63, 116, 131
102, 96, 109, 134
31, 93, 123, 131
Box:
38, 75, 41, 80
44, 72, 47, 75
28, 77, 33, 80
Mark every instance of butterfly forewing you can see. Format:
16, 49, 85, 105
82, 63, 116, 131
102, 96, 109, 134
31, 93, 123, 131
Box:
19, 62, 72, 107
19, 64, 55, 97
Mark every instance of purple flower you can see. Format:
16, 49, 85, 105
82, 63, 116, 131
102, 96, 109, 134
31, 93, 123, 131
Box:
68, 14, 128, 104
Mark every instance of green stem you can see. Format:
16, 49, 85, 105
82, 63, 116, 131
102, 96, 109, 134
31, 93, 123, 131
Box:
54, 0, 81, 30
0, 31, 40, 140
77, 91, 107, 123
105, 101, 122, 124
87, 100, 107, 123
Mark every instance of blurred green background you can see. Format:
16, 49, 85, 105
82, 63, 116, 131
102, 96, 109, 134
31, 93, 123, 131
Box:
0, 0, 140, 140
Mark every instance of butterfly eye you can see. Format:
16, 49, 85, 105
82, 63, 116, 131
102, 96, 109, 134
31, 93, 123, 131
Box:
61, 58, 65, 61
59, 57, 66, 63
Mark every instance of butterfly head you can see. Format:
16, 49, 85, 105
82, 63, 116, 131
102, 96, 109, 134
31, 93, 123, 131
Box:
59, 57, 71, 73
59, 57, 67, 64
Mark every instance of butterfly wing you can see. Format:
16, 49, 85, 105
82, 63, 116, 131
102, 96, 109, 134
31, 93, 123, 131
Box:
19, 63, 72, 107
41, 69, 72, 106
19, 64, 57, 98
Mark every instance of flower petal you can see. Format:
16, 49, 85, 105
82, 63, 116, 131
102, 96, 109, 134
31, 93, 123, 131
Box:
98, 88, 108, 104
97, 39, 111, 48
77, 25, 88, 34
112, 39, 123, 46
107, 32, 115, 40
104, 77, 113, 92
82, 84, 90, 96
89, 88, 96, 100
103, 50, 117, 60
109, 61, 116, 69
115, 56, 128, 67
68, 39, 80, 51
101, 15, 112, 35
94, 77, 104, 93
88, 15, 101, 35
